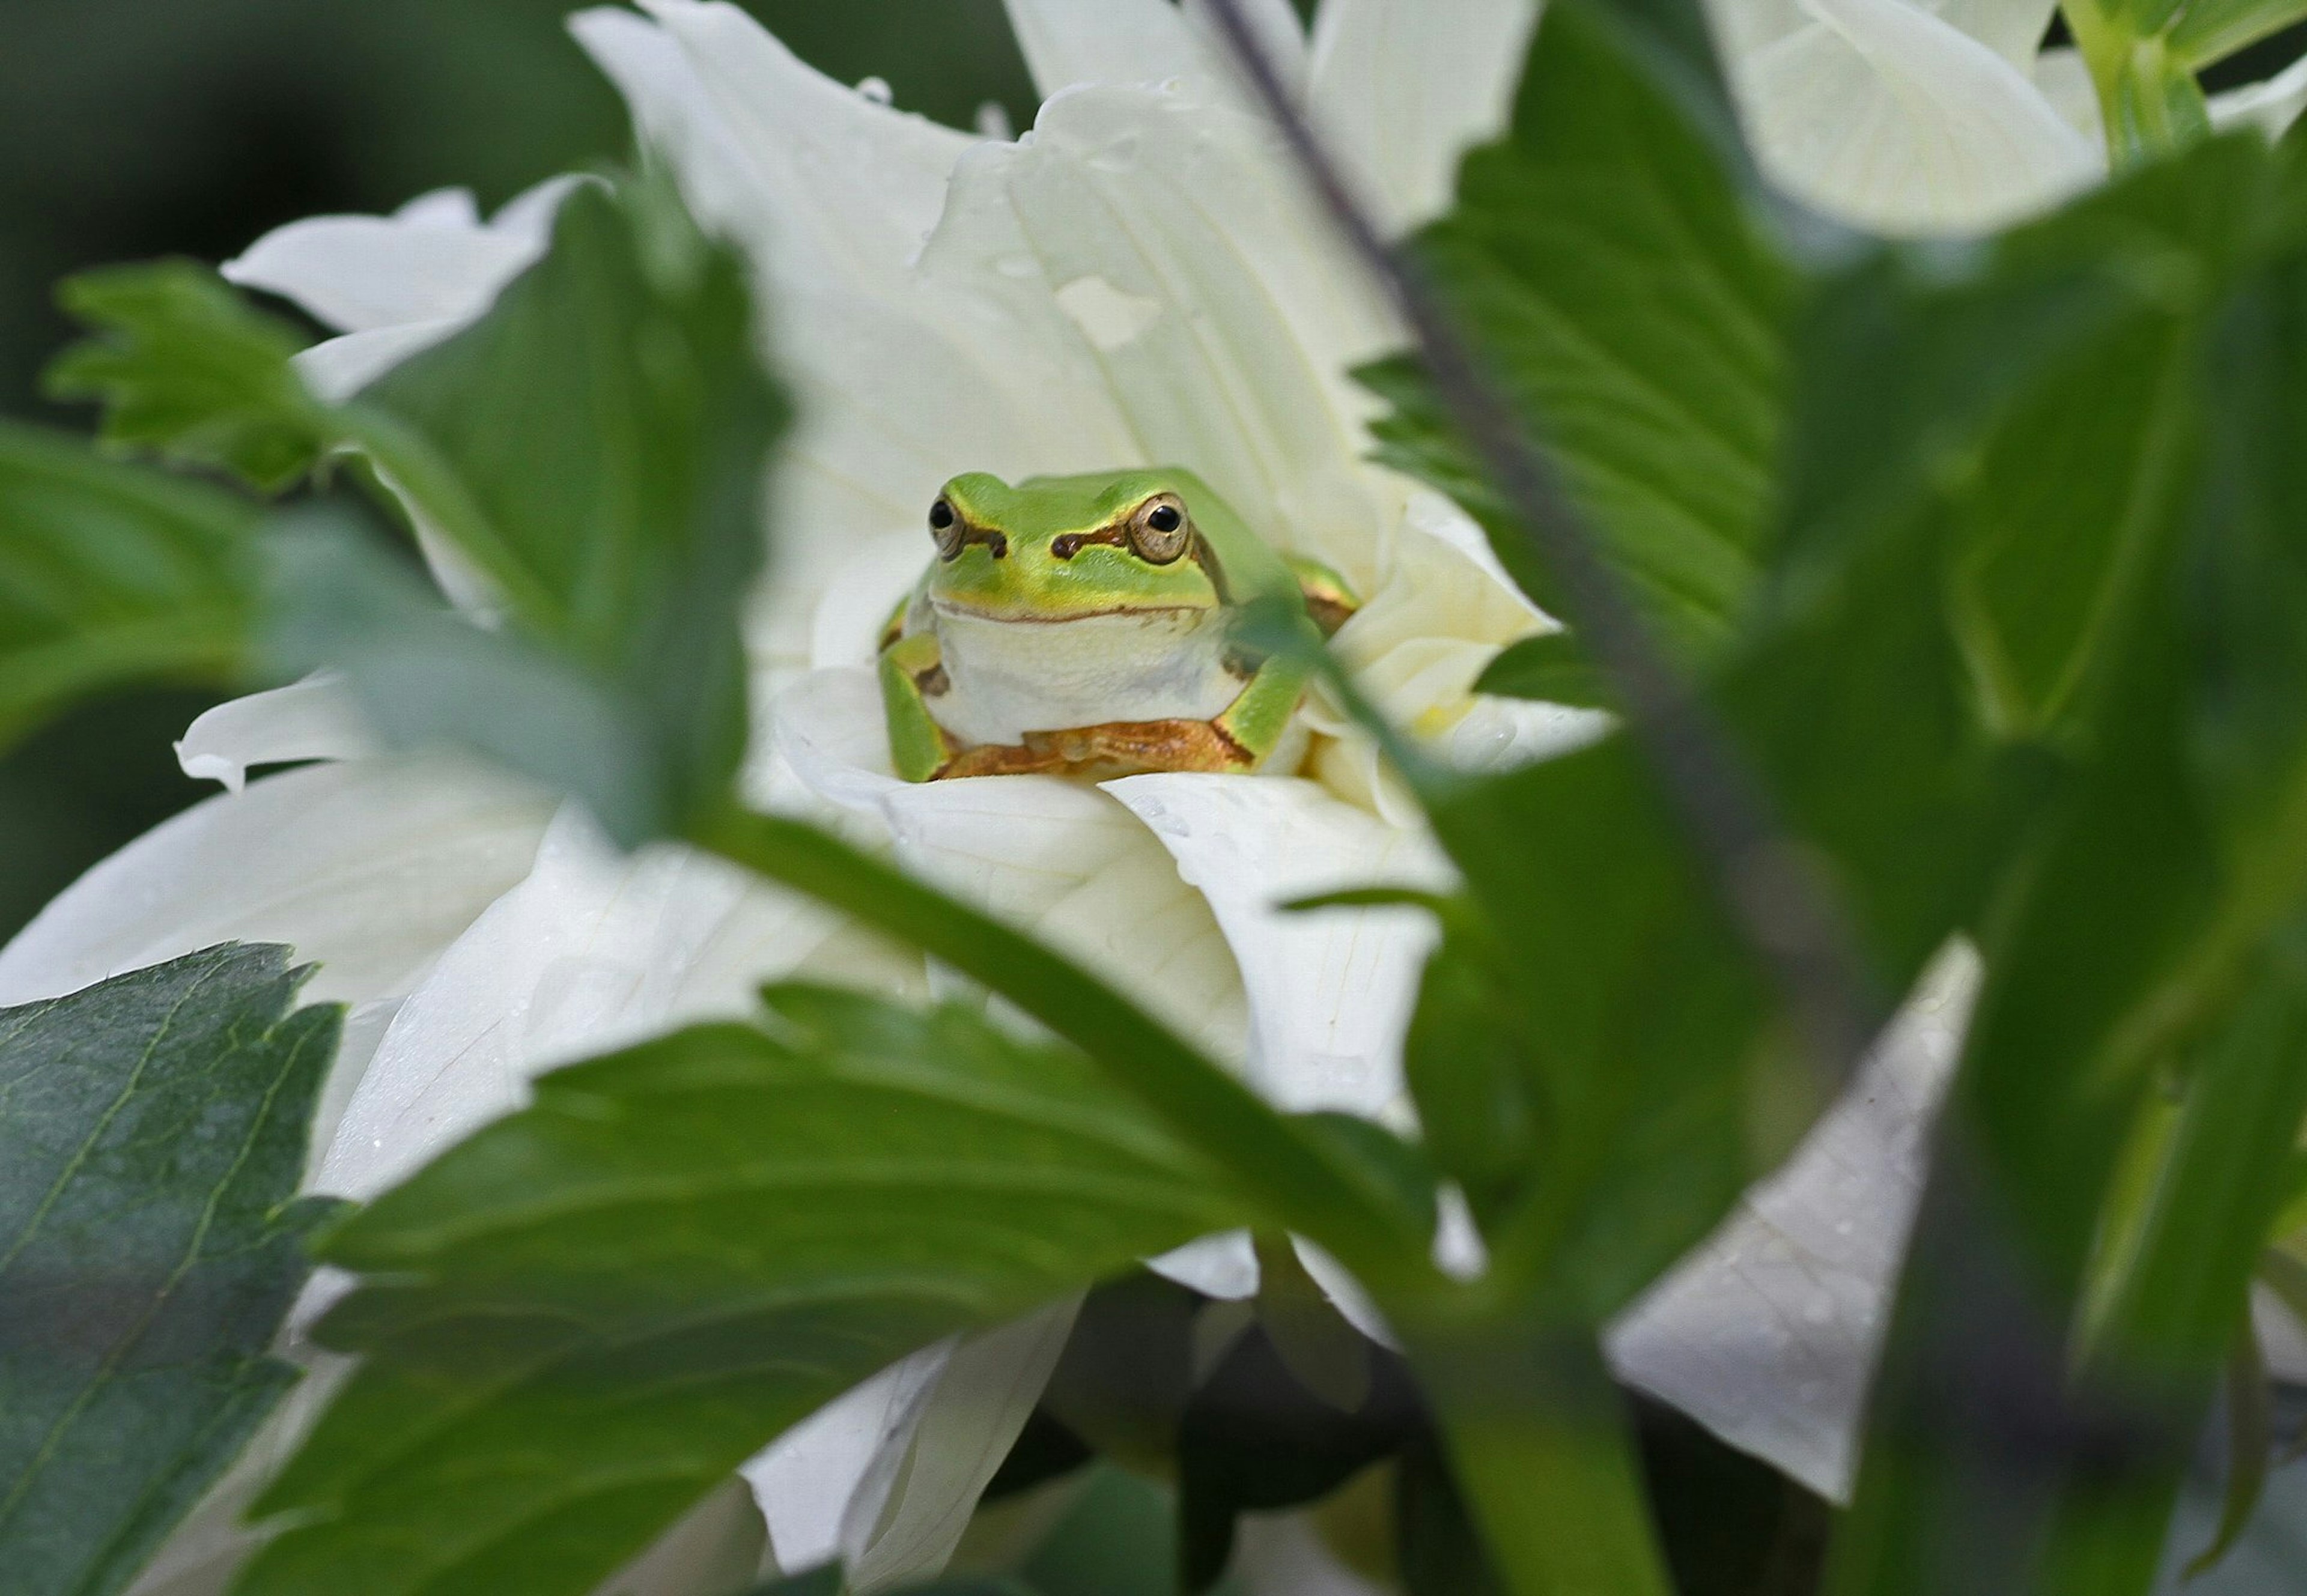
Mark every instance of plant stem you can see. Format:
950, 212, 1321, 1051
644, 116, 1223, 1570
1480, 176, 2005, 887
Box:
1399, 1306, 1674, 1596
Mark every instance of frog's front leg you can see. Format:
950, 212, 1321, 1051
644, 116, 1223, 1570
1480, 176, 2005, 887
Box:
880, 631, 967, 782
881, 630, 1077, 781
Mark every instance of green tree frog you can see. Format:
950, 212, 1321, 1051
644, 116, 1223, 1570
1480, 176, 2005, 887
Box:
878, 469, 1357, 782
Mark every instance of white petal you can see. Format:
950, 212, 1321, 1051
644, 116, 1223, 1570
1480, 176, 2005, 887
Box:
1001, 0, 1205, 98
1150, 1230, 1262, 1299
1604, 944, 1981, 1501
316, 804, 881, 1201
1305, 0, 1540, 232
0, 756, 549, 1009
2211, 50, 2307, 141
744, 1348, 951, 1577
842, 1302, 1080, 1591
223, 175, 577, 333
1929, 0, 2059, 67
174, 676, 378, 792
774, 667, 907, 818
628, 0, 972, 293
990, 84, 1397, 585
1733, 0, 2101, 235
1104, 774, 1449, 1118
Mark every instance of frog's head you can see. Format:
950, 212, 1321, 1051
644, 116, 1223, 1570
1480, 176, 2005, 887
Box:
921, 469, 1227, 622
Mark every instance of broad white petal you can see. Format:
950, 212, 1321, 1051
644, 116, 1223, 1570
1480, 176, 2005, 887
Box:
989, 83, 1397, 586
1305, 0, 1540, 231
1605, 945, 1981, 1501
223, 175, 577, 333
317, 804, 895, 1201
632, 0, 972, 293
1733, 0, 2100, 235
744, 1349, 951, 1577
0, 756, 548, 1009
1001, 0, 1205, 98
842, 1302, 1080, 1591
174, 676, 378, 793
2211, 50, 2307, 140
1930, 0, 2059, 67
1104, 774, 1448, 1118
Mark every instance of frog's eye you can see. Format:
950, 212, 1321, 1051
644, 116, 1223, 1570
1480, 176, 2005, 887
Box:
928, 497, 965, 560
1129, 494, 1190, 564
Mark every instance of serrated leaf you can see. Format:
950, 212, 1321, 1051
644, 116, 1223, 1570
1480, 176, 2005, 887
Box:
44, 261, 330, 494
1361, 0, 1796, 662
0, 944, 344, 1596
229, 985, 1256, 1596
0, 422, 257, 753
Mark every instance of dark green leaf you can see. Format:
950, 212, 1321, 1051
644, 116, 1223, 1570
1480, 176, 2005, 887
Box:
44, 261, 330, 494
231, 985, 1256, 1596
0, 944, 344, 1596
1361, 0, 1797, 661
0, 422, 256, 752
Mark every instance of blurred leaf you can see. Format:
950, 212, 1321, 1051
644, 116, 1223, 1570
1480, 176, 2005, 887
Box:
1035, 1271, 1199, 1476
1361, 0, 1796, 662
1394, 1439, 1506, 1596
0, 944, 343, 1596
1400, 915, 1548, 1222
264, 510, 661, 841
231, 985, 1255, 1596
292, 177, 786, 846
2166, 0, 2307, 65
0, 422, 255, 752
1021, 1465, 1205, 1596
1834, 200, 2307, 1596
44, 261, 328, 493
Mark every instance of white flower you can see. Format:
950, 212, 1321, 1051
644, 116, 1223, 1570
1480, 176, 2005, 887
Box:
20, 1, 2299, 1592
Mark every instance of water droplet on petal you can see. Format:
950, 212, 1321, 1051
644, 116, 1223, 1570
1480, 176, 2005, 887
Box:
856, 75, 894, 105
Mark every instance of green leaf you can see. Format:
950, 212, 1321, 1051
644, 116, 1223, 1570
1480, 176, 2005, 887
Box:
0, 421, 257, 753
308, 177, 785, 846
2166, 0, 2307, 68
2183, 1322, 2273, 1580
1830, 196, 2307, 1596
1361, 0, 1797, 661
0, 944, 344, 1596
44, 261, 330, 494
230, 985, 1256, 1596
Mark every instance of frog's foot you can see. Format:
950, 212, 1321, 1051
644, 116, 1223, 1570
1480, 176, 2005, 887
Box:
1025, 718, 1254, 775
934, 741, 1080, 780
928, 718, 1253, 781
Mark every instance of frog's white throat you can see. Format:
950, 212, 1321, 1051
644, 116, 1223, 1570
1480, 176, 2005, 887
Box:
924, 602, 1244, 748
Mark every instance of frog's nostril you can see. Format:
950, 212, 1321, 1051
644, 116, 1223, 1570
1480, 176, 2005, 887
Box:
1051, 533, 1081, 559
986, 532, 1008, 559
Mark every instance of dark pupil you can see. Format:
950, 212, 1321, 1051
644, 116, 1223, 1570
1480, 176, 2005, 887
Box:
1147, 504, 1181, 533
928, 500, 955, 530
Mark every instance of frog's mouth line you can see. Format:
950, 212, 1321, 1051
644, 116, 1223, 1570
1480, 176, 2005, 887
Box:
928, 596, 1215, 625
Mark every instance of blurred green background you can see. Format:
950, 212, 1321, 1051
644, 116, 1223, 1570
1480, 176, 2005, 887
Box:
0, 0, 1038, 940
